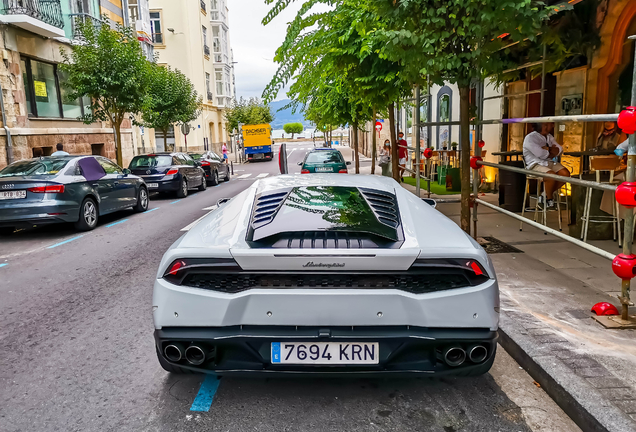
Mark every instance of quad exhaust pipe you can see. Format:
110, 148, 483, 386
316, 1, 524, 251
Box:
467, 345, 488, 363
440, 345, 466, 367
185, 344, 216, 365
164, 343, 185, 362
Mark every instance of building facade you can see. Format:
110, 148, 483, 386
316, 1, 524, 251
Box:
148, 0, 235, 154
0, 0, 145, 169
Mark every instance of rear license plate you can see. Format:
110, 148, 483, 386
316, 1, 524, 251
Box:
271, 342, 379, 365
0, 190, 26, 200
315, 167, 332, 172
254, 154, 264, 159
147, 183, 159, 188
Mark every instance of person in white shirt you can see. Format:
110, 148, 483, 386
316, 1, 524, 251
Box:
522, 123, 570, 208
50, 143, 69, 156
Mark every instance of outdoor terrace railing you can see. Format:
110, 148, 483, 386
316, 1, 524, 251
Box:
69, 12, 102, 39
1, 0, 64, 29
204, 44, 210, 56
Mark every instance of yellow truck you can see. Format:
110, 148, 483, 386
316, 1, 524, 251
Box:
241, 124, 273, 162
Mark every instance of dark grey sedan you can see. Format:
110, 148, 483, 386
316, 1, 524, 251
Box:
0, 155, 149, 234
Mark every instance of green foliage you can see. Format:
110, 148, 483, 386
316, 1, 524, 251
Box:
224, 97, 274, 132
283, 122, 304, 135
60, 16, 150, 165
141, 64, 201, 139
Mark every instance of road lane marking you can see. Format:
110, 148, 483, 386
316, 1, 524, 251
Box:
170, 200, 182, 204
146, 207, 160, 213
0, 263, 7, 268
105, 219, 129, 228
256, 173, 269, 178
47, 235, 84, 249
190, 375, 221, 412
237, 174, 252, 179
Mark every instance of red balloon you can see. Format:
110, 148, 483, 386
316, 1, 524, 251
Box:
618, 107, 636, 135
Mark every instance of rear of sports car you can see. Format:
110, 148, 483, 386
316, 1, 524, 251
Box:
153, 175, 499, 376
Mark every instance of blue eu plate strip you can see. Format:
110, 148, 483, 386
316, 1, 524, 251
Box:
271, 342, 281, 363
190, 375, 221, 412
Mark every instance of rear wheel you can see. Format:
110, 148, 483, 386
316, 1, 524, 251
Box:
176, 178, 188, 198
156, 347, 198, 374
133, 187, 149, 212
198, 176, 207, 191
75, 197, 98, 231
208, 170, 219, 186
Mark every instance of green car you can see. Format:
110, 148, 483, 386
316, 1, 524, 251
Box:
299, 148, 351, 174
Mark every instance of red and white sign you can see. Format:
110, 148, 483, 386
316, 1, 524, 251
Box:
375, 121, 382, 132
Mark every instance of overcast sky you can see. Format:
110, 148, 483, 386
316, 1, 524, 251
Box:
229, 0, 301, 101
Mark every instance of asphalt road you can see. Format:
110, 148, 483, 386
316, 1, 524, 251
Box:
0, 141, 579, 432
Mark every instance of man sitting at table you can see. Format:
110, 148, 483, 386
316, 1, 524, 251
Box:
523, 122, 571, 208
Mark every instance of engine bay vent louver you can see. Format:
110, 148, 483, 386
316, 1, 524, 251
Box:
269, 231, 387, 249
359, 188, 399, 228
252, 190, 290, 229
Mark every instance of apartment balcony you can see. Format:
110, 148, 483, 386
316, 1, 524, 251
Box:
200, 0, 206, 12
0, 0, 65, 38
69, 13, 102, 39
204, 44, 210, 56
207, 91, 213, 101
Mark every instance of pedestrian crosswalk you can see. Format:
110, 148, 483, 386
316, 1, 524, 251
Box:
236, 173, 270, 180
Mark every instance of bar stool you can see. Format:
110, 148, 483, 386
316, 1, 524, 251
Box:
519, 160, 567, 231
581, 155, 621, 245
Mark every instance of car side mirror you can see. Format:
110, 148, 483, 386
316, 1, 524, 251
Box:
422, 198, 437, 209
122, 168, 131, 175
346, 161, 351, 165
297, 162, 303, 165
217, 197, 231, 206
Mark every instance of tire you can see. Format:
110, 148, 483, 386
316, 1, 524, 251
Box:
224, 167, 230, 182
176, 178, 188, 198
133, 187, 149, 212
208, 170, 219, 186
75, 197, 98, 231
0, 227, 15, 236
156, 347, 198, 374
198, 176, 207, 191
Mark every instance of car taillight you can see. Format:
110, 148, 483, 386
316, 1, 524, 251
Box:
338, 169, 348, 173
166, 169, 179, 176
28, 185, 65, 193
470, 261, 484, 276
163, 258, 242, 284
168, 260, 186, 276
301, 169, 310, 174
200, 161, 210, 166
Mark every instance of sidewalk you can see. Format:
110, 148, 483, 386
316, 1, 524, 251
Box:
403, 188, 636, 432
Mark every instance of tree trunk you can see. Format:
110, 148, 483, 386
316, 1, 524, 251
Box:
352, 121, 360, 174
371, 108, 377, 175
459, 85, 471, 234
163, 128, 168, 152
113, 120, 123, 167
291, 133, 295, 139
388, 102, 399, 181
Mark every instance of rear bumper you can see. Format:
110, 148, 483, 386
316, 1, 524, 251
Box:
146, 179, 180, 192
0, 201, 79, 227
154, 326, 498, 375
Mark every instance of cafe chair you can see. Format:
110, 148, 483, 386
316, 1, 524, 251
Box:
581, 155, 622, 246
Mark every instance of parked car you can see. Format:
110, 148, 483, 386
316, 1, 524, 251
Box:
152, 175, 499, 376
299, 148, 351, 173
128, 153, 206, 198
189, 151, 230, 185
0, 155, 148, 234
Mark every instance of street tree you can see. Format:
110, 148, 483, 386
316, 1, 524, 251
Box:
283, 122, 304, 139
60, 16, 149, 166
368, 0, 551, 232
224, 97, 274, 131
141, 64, 201, 152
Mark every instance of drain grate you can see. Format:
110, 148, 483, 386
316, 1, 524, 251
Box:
478, 237, 524, 254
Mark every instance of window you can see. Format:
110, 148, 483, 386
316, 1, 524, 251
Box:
0, 158, 71, 177
150, 11, 163, 44
96, 158, 123, 174
21, 57, 90, 119
225, 70, 231, 97
210, 0, 218, 10
183, 155, 196, 166
206, 73, 211, 93
74, 0, 91, 14
215, 69, 223, 96
130, 155, 172, 169
202, 26, 207, 47
128, 0, 139, 22
212, 26, 220, 53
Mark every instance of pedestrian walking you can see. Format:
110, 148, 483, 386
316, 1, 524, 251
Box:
222, 142, 228, 163
379, 140, 392, 177
51, 143, 69, 156
397, 132, 408, 182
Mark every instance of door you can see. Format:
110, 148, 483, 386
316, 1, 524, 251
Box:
77, 157, 113, 213
182, 154, 202, 186
210, 151, 227, 178
97, 158, 135, 209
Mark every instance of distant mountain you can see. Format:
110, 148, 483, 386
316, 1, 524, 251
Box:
269, 99, 313, 129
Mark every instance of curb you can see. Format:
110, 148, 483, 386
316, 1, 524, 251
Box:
498, 303, 635, 432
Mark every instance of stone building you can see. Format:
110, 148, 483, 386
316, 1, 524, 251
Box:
0, 0, 138, 169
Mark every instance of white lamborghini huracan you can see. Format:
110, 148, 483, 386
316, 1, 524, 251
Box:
153, 174, 499, 375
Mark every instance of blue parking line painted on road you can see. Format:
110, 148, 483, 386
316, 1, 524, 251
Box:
170, 200, 181, 204
47, 235, 84, 249
0, 263, 7, 268
190, 375, 221, 412
105, 219, 129, 228
146, 207, 160, 213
